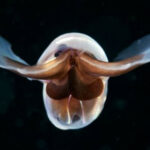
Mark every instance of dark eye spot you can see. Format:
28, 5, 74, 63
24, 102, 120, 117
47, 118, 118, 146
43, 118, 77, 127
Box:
54, 50, 63, 57
54, 44, 68, 57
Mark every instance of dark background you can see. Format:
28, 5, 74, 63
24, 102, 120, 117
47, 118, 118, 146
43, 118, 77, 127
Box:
0, 0, 150, 150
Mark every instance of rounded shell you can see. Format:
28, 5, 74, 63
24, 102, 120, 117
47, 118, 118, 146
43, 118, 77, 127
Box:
38, 33, 108, 64
41, 33, 109, 130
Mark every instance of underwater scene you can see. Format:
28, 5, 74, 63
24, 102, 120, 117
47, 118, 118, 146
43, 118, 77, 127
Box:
0, 0, 150, 150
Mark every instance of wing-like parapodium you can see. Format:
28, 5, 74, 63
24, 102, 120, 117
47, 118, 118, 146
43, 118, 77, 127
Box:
0, 36, 28, 69
77, 35, 150, 77
115, 34, 150, 62
0, 36, 70, 80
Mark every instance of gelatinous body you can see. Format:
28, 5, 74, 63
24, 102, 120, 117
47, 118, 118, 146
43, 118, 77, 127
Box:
0, 33, 150, 130
38, 33, 109, 129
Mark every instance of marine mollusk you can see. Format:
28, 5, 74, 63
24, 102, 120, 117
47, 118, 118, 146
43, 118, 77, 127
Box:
0, 33, 150, 130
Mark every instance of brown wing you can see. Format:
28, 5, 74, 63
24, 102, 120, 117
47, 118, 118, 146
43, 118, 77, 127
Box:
77, 35, 150, 77
4, 54, 70, 79
0, 36, 70, 80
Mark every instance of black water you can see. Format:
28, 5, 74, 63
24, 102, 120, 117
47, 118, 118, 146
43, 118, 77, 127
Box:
0, 1, 150, 150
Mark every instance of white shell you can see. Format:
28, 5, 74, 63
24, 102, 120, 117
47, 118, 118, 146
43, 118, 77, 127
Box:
41, 33, 109, 130
38, 33, 108, 64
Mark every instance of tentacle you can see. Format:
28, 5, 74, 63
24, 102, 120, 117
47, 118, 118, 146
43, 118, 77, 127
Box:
77, 35, 150, 77
0, 36, 70, 80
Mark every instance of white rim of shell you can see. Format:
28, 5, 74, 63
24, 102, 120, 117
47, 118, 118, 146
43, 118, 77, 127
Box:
38, 32, 108, 63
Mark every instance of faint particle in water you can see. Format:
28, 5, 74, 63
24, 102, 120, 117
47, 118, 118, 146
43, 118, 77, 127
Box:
128, 73, 137, 81
0, 72, 14, 114
36, 139, 47, 149
115, 99, 127, 110
15, 118, 24, 128
115, 136, 120, 142
130, 16, 137, 22
146, 146, 150, 150
100, 145, 111, 150
130, 121, 136, 129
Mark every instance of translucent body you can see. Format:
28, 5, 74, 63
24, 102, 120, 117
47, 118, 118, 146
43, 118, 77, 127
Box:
39, 33, 109, 129
43, 81, 107, 129
0, 32, 150, 130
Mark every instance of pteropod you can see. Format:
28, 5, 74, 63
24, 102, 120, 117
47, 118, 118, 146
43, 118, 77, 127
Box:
0, 33, 150, 130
